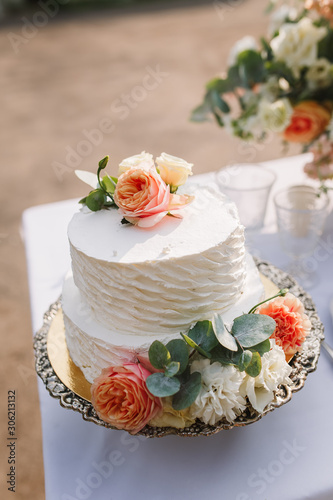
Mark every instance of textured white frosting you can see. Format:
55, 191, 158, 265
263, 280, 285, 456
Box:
68, 188, 247, 335
62, 254, 264, 383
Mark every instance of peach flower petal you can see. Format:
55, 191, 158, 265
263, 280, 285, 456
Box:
258, 293, 311, 356
91, 363, 162, 434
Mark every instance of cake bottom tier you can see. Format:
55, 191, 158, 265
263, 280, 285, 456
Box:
62, 254, 264, 384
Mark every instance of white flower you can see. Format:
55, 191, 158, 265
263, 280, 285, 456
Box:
118, 151, 154, 176
306, 58, 333, 89
260, 76, 282, 101
156, 153, 193, 189
258, 98, 293, 133
270, 18, 327, 77
190, 359, 246, 425
268, 5, 298, 36
228, 36, 258, 67
240, 341, 292, 413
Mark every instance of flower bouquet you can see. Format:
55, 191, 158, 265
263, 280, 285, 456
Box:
191, 0, 333, 191
91, 289, 310, 434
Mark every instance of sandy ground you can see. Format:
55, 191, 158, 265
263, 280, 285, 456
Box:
0, 1, 299, 498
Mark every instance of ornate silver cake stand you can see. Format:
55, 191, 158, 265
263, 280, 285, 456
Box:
33, 259, 324, 438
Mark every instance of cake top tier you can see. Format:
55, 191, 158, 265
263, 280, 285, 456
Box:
68, 187, 241, 264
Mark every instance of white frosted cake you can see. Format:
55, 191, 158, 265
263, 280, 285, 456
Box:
62, 187, 264, 383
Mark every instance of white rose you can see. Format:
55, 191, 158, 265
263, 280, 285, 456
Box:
118, 151, 154, 176
156, 153, 193, 190
270, 18, 327, 77
240, 341, 292, 413
268, 5, 298, 36
227, 36, 258, 67
189, 359, 246, 425
258, 98, 293, 133
306, 58, 333, 89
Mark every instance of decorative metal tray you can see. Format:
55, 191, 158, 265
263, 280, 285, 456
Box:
33, 259, 324, 437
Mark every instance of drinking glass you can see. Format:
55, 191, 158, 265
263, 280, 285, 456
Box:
215, 164, 276, 232
274, 185, 329, 288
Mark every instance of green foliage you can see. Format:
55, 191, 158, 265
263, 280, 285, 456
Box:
164, 361, 180, 378
238, 350, 253, 371
212, 314, 238, 351
146, 373, 180, 397
85, 189, 106, 211
187, 320, 219, 353
232, 314, 276, 348
172, 372, 202, 411
245, 351, 262, 377
166, 339, 189, 375
148, 340, 171, 370
237, 50, 266, 87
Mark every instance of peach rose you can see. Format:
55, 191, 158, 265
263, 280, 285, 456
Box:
91, 363, 162, 434
305, 0, 333, 24
283, 101, 331, 143
114, 167, 192, 227
258, 293, 311, 357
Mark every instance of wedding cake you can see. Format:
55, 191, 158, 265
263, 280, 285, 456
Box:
62, 186, 264, 384
59, 152, 305, 434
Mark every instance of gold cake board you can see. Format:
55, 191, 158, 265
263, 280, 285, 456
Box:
47, 273, 280, 403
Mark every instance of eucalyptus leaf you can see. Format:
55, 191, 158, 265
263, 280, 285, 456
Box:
212, 314, 238, 351
187, 320, 218, 353
85, 189, 106, 212
238, 350, 252, 372
148, 340, 171, 370
245, 351, 262, 377
208, 89, 230, 113
237, 50, 265, 87
146, 373, 180, 397
249, 338, 271, 356
180, 333, 211, 359
232, 314, 276, 348
210, 343, 241, 366
166, 339, 189, 375
164, 361, 180, 378
172, 372, 202, 411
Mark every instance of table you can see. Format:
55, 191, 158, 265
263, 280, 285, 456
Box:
23, 155, 333, 500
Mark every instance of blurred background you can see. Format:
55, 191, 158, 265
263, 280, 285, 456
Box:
0, 0, 299, 498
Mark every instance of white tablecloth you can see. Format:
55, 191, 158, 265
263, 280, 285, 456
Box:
23, 155, 333, 500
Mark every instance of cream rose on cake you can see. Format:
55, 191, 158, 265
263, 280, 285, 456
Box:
118, 151, 154, 176
156, 153, 193, 192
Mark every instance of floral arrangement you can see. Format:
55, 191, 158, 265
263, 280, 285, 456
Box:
76, 152, 194, 228
90, 289, 311, 434
191, 0, 333, 188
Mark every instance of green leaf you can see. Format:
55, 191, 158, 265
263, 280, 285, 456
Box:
208, 89, 230, 113
79, 196, 87, 204
101, 175, 117, 194
164, 361, 180, 377
249, 338, 271, 356
172, 372, 202, 411
237, 50, 265, 87
245, 351, 262, 377
180, 333, 211, 358
210, 343, 241, 366
212, 314, 238, 351
206, 77, 231, 94
190, 97, 212, 122
148, 340, 171, 370
187, 320, 219, 353
166, 339, 189, 375
146, 373, 180, 397
85, 189, 106, 211
238, 350, 253, 371
232, 314, 276, 348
